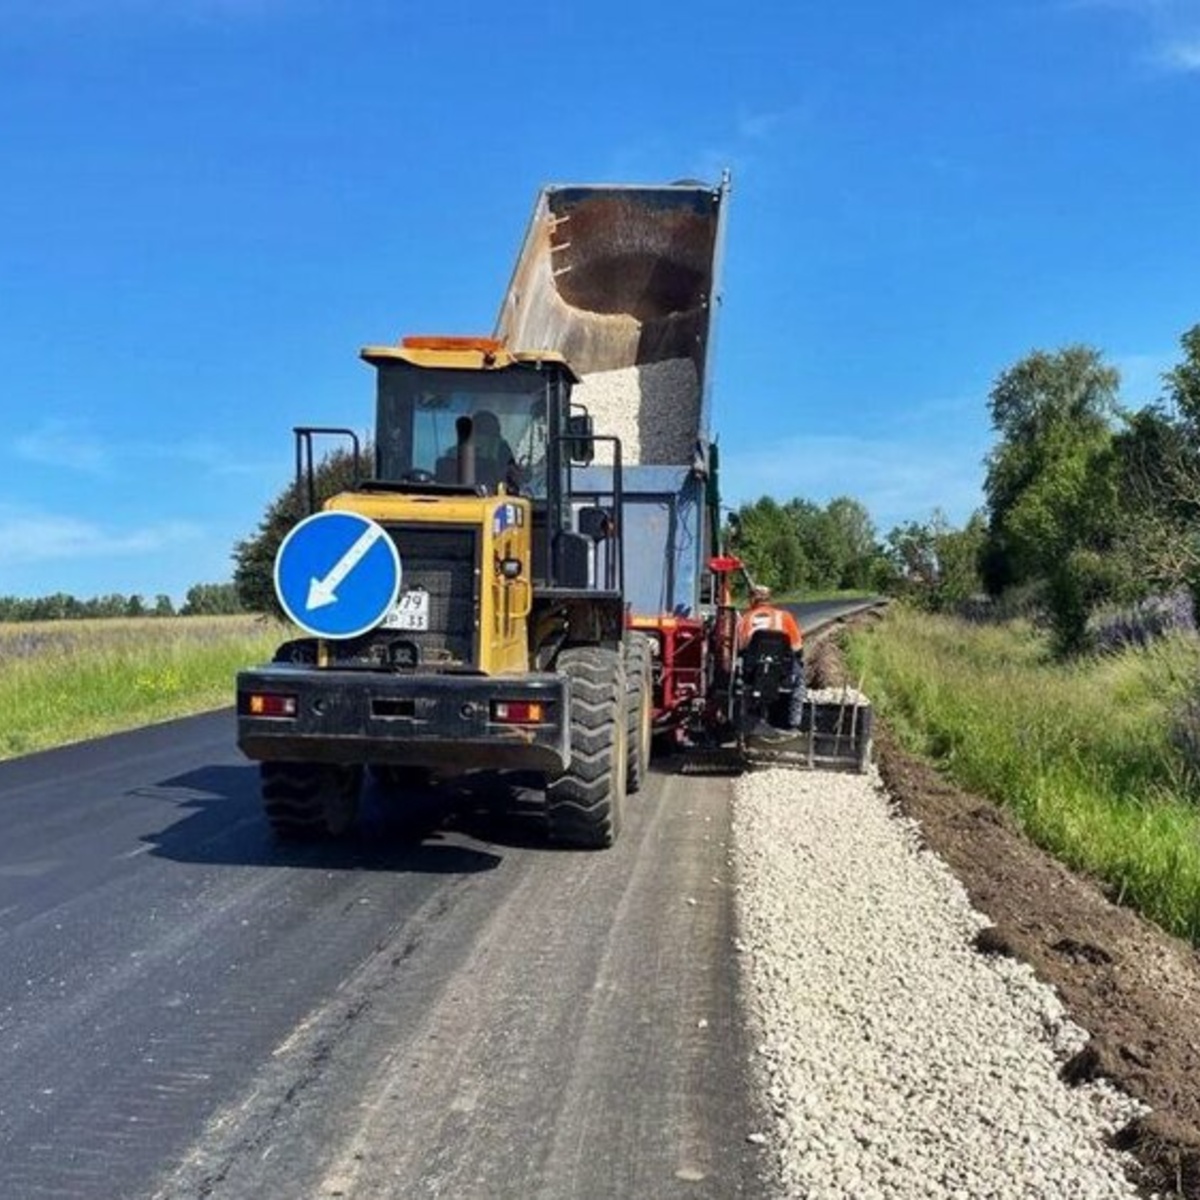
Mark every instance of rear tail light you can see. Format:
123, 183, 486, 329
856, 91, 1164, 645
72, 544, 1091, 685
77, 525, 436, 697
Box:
490, 700, 547, 725
246, 693, 298, 718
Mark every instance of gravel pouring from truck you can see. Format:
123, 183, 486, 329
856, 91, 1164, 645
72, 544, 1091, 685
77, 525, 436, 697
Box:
496, 179, 729, 742
494, 178, 870, 771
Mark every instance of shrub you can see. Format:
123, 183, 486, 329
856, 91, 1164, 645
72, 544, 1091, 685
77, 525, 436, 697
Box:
1088, 588, 1198, 654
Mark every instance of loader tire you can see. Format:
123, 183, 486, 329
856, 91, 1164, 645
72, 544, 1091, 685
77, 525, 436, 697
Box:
547, 646, 627, 848
260, 761, 362, 840
369, 764, 433, 793
624, 633, 653, 795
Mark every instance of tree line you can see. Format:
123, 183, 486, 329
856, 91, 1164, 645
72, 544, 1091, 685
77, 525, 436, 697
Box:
726, 494, 986, 606
0, 582, 244, 623
727, 495, 888, 594
730, 322, 1200, 656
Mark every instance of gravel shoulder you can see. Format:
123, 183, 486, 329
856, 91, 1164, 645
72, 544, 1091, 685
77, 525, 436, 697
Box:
734, 764, 1146, 1198
807, 635, 1200, 1197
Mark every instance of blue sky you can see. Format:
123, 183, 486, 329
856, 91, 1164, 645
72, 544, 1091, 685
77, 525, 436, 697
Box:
2, 0, 1198, 602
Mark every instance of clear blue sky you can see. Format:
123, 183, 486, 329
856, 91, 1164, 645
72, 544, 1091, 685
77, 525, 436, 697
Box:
2, 0, 1198, 602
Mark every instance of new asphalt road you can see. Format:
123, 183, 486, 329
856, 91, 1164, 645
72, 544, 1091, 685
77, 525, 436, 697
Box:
0, 716, 768, 1199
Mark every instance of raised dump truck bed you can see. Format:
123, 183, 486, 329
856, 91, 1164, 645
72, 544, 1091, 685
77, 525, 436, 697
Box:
496, 179, 729, 619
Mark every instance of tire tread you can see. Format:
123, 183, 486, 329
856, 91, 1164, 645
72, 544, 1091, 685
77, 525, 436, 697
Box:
547, 646, 627, 848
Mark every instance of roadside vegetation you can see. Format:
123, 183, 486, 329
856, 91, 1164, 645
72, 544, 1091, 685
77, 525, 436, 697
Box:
774, 322, 1200, 945
0, 615, 284, 760
733, 323, 1200, 652
847, 606, 1200, 944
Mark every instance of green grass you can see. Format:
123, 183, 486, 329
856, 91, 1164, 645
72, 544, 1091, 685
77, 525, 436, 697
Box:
846, 607, 1200, 943
0, 615, 285, 760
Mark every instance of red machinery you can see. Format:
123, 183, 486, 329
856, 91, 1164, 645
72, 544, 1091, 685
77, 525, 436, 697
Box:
628, 553, 747, 749
631, 554, 872, 772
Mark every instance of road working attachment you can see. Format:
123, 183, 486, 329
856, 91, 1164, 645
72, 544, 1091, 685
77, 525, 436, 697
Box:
740, 685, 873, 773
666, 558, 874, 776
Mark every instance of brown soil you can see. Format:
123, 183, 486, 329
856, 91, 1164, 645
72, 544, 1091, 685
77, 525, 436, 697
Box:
808, 633, 1200, 1198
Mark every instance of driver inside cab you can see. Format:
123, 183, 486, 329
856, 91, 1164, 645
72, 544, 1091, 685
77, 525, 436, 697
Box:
471, 410, 521, 493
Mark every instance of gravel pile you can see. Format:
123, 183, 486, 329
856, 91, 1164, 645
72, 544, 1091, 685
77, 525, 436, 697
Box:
573, 357, 699, 465
733, 767, 1148, 1199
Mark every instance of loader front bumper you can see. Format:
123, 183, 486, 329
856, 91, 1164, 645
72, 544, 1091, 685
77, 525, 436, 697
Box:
236, 665, 571, 775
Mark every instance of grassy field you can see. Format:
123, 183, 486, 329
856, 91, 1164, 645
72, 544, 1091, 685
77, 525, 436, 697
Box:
0, 615, 285, 760
846, 606, 1200, 944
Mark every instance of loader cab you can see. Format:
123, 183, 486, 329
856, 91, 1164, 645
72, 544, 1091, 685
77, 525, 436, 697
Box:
361, 336, 613, 593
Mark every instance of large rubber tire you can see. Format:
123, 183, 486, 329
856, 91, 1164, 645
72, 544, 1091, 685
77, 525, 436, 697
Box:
624, 633, 653, 795
260, 761, 363, 840
547, 646, 627, 848
369, 764, 433, 792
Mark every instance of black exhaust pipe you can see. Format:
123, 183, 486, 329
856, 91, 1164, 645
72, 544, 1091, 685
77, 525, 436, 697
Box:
455, 415, 476, 486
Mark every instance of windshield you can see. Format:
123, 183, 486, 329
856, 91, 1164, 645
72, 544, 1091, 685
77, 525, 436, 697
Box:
375, 364, 550, 497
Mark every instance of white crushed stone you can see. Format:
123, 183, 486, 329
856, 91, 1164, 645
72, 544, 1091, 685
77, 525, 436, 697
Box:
732, 767, 1150, 1199
572, 357, 699, 465
803, 686, 871, 708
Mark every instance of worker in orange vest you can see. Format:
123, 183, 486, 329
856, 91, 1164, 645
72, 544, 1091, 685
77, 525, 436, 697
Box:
736, 585, 806, 728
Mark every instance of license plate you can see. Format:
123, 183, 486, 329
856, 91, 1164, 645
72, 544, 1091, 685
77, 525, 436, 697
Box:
383, 589, 430, 631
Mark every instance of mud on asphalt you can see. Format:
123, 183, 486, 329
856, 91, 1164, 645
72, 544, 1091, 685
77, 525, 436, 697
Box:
808, 632, 1200, 1198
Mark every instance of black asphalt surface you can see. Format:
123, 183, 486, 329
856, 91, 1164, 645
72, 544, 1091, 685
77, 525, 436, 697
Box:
785, 596, 881, 637
0, 709, 773, 1199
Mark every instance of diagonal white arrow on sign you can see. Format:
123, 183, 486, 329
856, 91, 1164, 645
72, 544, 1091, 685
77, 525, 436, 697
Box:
306, 523, 386, 610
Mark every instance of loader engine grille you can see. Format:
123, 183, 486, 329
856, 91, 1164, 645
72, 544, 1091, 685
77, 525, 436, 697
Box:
387, 524, 479, 667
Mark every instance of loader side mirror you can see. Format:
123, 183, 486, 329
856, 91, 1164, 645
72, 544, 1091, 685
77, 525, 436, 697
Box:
577, 506, 612, 542
566, 413, 595, 465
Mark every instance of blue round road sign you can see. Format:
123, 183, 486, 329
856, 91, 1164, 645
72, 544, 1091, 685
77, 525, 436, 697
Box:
274, 511, 402, 639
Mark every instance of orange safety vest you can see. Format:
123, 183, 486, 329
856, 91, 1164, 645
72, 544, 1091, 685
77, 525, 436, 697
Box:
736, 604, 804, 652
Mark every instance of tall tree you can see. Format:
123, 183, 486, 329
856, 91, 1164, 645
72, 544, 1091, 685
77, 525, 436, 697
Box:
784, 498, 838, 589
981, 345, 1123, 650
232, 444, 367, 618
824, 496, 878, 589
1108, 327, 1200, 606
733, 496, 806, 593
1163, 323, 1200, 435
987, 345, 1119, 448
